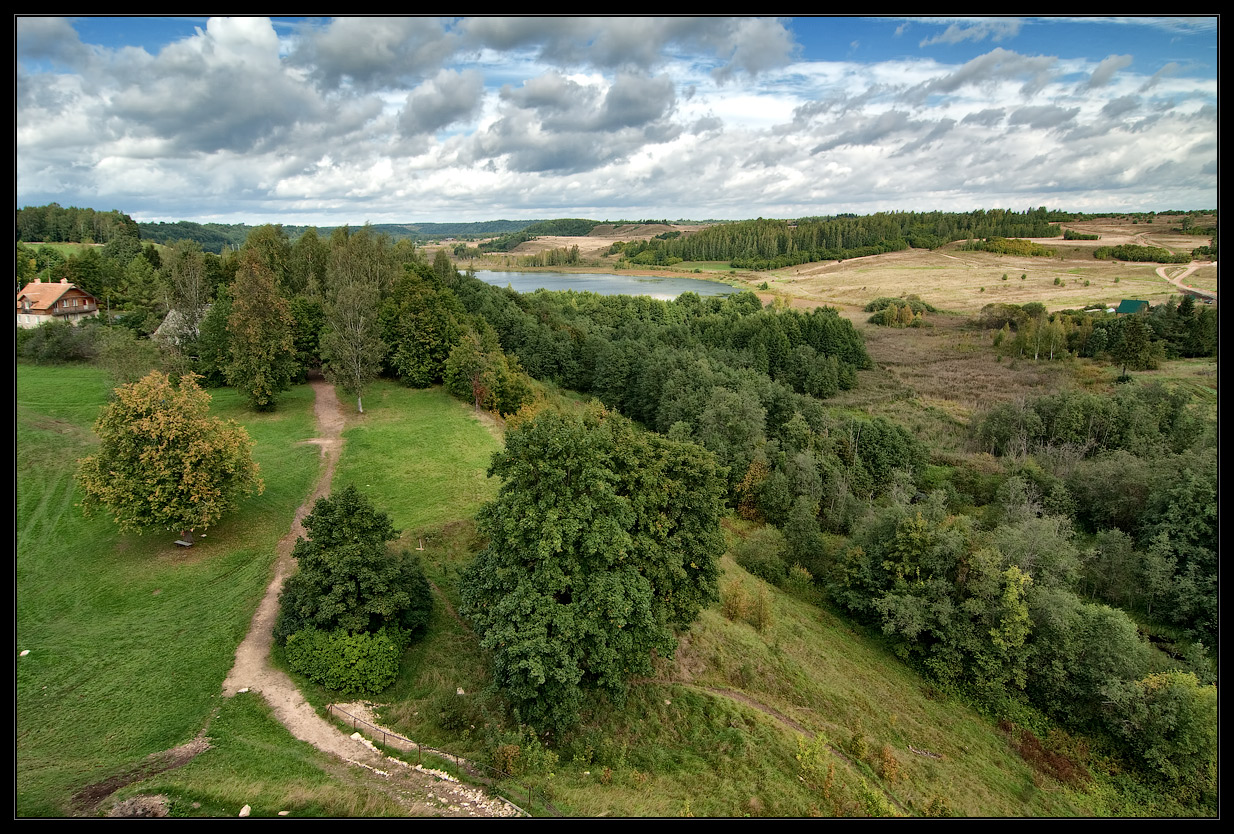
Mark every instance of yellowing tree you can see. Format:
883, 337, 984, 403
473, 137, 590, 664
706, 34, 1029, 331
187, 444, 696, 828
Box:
77, 371, 263, 535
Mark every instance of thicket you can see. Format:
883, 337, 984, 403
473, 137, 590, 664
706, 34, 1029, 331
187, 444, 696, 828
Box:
275, 487, 431, 695
1092, 244, 1190, 264
516, 245, 581, 267
1062, 229, 1100, 240
864, 295, 938, 315
971, 382, 1216, 649
959, 237, 1057, 256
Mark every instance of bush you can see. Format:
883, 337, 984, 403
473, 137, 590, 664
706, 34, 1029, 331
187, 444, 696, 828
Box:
16, 319, 99, 363
284, 626, 406, 695
732, 526, 789, 585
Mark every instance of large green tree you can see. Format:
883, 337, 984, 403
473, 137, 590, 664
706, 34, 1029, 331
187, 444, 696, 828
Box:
76, 371, 263, 535
274, 486, 432, 641
226, 252, 297, 411
460, 405, 725, 731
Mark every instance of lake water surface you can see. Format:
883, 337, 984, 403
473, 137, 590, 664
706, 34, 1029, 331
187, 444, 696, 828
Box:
476, 270, 735, 300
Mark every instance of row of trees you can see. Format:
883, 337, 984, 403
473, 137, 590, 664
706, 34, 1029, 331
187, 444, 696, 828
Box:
983, 298, 1216, 369
16, 203, 140, 245
605, 209, 1063, 270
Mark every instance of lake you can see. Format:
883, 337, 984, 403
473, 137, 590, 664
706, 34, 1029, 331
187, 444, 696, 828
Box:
475, 270, 735, 300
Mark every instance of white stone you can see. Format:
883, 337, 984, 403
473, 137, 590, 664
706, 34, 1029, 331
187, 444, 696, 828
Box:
278, 811, 289, 816
19, 650, 29, 657
238, 805, 251, 817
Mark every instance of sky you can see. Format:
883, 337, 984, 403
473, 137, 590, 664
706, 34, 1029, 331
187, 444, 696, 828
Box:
15, 16, 1219, 226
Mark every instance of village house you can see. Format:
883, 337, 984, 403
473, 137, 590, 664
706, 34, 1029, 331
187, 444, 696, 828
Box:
16, 278, 100, 328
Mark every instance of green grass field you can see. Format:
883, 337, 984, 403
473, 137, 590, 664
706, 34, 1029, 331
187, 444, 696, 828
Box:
16, 366, 320, 816
330, 381, 503, 534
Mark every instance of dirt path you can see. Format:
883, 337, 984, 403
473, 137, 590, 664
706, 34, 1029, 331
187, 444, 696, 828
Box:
1156, 261, 1217, 302
219, 374, 518, 817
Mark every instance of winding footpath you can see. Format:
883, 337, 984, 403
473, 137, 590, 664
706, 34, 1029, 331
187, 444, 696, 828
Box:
1156, 261, 1217, 302
219, 375, 518, 818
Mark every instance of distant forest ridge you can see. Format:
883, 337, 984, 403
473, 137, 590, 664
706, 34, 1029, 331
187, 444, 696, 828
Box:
17, 203, 1215, 259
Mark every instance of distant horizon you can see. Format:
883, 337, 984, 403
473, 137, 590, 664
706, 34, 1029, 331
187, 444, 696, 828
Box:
18, 16, 1217, 225
19, 206, 1217, 232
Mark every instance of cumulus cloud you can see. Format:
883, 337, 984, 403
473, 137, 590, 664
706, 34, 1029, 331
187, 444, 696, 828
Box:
16, 16, 92, 67
1086, 54, 1132, 88
459, 16, 796, 79
98, 18, 328, 155
1140, 61, 1180, 91
14, 17, 1217, 223
290, 17, 456, 90
960, 108, 1005, 126
812, 110, 924, 154
1008, 105, 1080, 130
400, 69, 486, 137
1099, 95, 1140, 119
467, 72, 680, 174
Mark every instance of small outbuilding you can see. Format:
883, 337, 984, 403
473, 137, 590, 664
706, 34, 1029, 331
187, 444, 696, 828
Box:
16, 278, 99, 328
1115, 299, 1149, 316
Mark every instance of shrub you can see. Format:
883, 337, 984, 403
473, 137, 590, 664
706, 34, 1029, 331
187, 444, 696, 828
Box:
284, 626, 406, 695
748, 586, 774, 633
721, 579, 750, 622
17, 319, 99, 364
732, 526, 789, 585
879, 745, 901, 783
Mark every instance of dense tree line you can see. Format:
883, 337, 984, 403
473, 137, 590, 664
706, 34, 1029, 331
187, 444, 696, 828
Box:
16, 203, 140, 245
981, 299, 1216, 369
607, 209, 1061, 270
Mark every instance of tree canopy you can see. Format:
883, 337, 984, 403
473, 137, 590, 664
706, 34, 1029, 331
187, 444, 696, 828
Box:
460, 404, 726, 731
274, 486, 433, 641
76, 371, 263, 534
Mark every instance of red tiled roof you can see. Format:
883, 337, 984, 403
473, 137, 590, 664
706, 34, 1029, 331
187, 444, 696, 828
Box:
17, 279, 96, 312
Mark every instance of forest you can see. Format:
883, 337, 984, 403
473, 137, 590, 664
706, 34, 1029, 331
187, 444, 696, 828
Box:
15, 209, 1218, 816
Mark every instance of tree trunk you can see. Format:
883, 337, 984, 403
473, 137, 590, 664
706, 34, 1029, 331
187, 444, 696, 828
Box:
358, 395, 364, 414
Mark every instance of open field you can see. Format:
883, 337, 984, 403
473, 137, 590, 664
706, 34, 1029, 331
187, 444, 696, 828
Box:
16, 366, 320, 816
330, 381, 503, 534
747, 246, 1188, 316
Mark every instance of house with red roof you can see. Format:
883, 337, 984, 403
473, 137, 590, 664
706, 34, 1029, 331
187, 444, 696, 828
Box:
16, 278, 100, 328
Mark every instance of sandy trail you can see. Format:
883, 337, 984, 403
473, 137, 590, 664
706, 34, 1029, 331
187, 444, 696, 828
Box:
1156, 261, 1217, 301
220, 374, 517, 817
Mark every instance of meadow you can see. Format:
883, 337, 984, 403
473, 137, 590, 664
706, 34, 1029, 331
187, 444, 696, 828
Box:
16, 366, 320, 815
